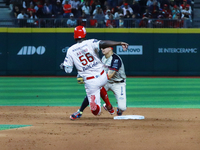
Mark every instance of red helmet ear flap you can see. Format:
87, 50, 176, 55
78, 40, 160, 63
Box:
74, 26, 87, 39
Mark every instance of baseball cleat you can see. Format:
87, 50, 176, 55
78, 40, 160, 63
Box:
117, 108, 123, 116
70, 109, 83, 120
103, 103, 115, 115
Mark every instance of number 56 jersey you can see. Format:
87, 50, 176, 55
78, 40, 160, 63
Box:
63, 39, 104, 78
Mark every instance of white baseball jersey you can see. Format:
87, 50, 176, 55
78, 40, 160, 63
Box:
102, 52, 126, 83
63, 39, 104, 79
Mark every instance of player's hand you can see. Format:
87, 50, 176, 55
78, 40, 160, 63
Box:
121, 42, 129, 51
60, 63, 64, 70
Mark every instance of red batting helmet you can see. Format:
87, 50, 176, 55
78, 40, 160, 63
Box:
74, 26, 86, 39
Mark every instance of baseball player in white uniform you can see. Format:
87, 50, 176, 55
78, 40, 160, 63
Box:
102, 47, 126, 115
70, 46, 127, 120
60, 26, 128, 119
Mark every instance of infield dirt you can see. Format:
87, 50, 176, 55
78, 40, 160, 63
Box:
0, 106, 199, 150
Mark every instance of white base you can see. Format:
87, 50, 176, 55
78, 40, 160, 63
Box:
114, 115, 145, 120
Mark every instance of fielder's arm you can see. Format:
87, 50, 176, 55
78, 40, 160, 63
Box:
107, 70, 116, 80
99, 40, 128, 51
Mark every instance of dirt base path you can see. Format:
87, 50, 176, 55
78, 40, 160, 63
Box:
0, 106, 199, 150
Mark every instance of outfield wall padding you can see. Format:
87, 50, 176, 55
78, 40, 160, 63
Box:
0, 28, 200, 76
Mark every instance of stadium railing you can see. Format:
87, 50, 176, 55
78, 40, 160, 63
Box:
0, 18, 195, 28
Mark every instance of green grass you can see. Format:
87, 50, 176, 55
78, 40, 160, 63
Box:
0, 125, 32, 131
0, 77, 200, 108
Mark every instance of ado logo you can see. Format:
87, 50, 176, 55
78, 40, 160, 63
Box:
17, 46, 46, 55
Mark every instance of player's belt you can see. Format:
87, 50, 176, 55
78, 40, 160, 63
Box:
111, 80, 124, 83
86, 70, 104, 80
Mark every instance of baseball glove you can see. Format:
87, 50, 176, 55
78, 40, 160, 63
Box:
77, 74, 84, 84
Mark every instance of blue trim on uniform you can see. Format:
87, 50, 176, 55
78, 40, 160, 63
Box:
109, 53, 122, 71
64, 65, 73, 68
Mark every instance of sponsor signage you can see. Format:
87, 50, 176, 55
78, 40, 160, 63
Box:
116, 45, 143, 55
62, 47, 69, 53
158, 48, 197, 53
17, 46, 46, 55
